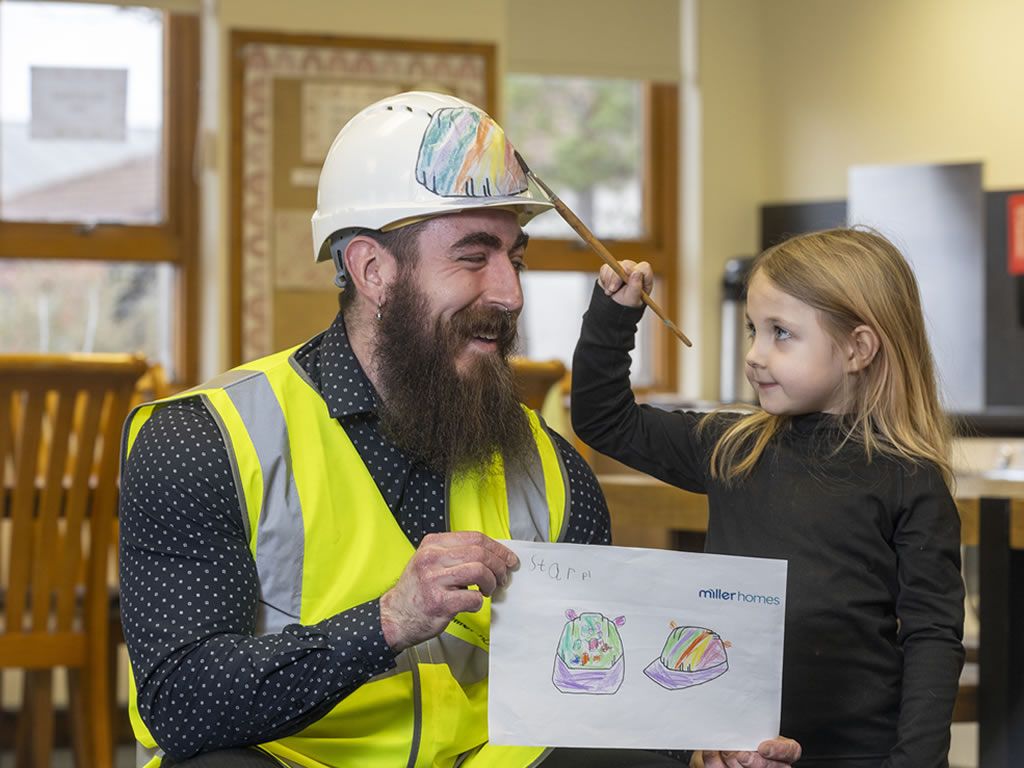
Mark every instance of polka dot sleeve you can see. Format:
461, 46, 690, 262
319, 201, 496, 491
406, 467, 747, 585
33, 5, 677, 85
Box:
119, 399, 398, 759
550, 430, 612, 546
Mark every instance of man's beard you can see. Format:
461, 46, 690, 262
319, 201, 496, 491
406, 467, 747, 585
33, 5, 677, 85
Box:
373, 272, 535, 476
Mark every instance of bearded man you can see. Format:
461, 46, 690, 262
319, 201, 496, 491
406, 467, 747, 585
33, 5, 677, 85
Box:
119, 92, 800, 768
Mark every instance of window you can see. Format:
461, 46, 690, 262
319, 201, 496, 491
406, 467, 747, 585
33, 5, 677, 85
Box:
0, 1, 199, 383
504, 76, 678, 390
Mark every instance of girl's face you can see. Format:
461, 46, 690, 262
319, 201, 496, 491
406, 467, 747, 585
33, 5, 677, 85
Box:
744, 272, 849, 416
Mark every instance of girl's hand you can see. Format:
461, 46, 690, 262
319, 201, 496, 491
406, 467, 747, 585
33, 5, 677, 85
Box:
701, 736, 802, 767
598, 261, 653, 308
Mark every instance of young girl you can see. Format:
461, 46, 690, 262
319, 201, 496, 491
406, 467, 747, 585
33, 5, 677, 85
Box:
571, 228, 965, 768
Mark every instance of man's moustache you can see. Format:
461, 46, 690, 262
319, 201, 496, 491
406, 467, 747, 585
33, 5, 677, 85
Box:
449, 307, 518, 348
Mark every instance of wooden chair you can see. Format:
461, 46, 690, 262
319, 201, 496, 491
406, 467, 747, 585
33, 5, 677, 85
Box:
510, 358, 566, 411
0, 353, 147, 768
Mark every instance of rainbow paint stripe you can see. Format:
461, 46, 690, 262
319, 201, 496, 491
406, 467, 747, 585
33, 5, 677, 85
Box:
667, 628, 722, 671
644, 625, 729, 690
415, 107, 529, 198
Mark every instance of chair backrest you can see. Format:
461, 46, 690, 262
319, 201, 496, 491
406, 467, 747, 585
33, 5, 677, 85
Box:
510, 358, 567, 411
0, 353, 147, 668
131, 361, 172, 406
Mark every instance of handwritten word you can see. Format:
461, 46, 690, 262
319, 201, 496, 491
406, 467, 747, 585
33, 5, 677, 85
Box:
529, 554, 592, 583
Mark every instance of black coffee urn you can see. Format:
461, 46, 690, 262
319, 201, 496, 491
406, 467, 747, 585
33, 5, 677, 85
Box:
719, 257, 755, 404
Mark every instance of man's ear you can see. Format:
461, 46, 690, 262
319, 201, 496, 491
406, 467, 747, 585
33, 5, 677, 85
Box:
845, 324, 880, 373
343, 235, 398, 306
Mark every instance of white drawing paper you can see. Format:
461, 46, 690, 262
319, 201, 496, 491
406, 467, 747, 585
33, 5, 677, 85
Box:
489, 541, 787, 752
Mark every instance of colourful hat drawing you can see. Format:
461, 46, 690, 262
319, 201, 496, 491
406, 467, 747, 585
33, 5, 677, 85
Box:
552, 610, 626, 695
415, 107, 529, 199
644, 624, 729, 690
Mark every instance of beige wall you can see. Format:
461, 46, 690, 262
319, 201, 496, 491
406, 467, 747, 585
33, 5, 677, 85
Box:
682, 0, 769, 399
693, 0, 1024, 398
507, 0, 680, 79
758, 0, 1024, 199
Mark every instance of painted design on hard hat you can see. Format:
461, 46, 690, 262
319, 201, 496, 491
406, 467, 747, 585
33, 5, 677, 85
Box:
415, 107, 529, 198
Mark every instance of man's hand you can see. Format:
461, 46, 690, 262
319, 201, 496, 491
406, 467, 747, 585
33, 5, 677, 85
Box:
598, 260, 654, 308
379, 531, 518, 652
702, 736, 802, 767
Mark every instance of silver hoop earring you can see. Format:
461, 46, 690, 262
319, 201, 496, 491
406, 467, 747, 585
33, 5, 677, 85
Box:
376, 300, 383, 321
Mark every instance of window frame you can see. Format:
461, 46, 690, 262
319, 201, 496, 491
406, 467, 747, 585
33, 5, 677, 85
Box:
0, 10, 200, 385
513, 82, 679, 392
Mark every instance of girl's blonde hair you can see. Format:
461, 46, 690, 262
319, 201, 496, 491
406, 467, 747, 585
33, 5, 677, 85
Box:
704, 227, 954, 488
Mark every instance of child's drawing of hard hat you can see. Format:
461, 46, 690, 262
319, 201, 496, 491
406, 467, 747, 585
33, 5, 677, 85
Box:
644, 624, 729, 690
552, 610, 626, 695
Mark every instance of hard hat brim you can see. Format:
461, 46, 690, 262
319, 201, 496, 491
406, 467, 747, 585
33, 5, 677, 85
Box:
313, 198, 555, 263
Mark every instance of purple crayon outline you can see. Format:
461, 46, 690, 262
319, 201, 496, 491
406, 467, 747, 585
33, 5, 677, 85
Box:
552, 609, 626, 695
643, 624, 730, 690
552, 654, 625, 695
643, 657, 728, 690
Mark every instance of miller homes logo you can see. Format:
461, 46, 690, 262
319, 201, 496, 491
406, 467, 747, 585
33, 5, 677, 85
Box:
698, 587, 782, 606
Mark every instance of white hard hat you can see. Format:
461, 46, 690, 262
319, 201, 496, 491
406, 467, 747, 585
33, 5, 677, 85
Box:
311, 91, 553, 278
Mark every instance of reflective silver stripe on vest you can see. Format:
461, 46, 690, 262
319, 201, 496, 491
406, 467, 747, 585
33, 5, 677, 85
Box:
136, 743, 163, 767
184, 367, 263, 394
449, 416, 570, 543
369, 632, 489, 687
529, 749, 556, 766
504, 442, 551, 542
407, 647, 424, 768
219, 371, 306, 635
539, 416, 571, 543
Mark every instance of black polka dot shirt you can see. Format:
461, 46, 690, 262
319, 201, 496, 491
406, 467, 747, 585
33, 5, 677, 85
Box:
119, 312, 612, 758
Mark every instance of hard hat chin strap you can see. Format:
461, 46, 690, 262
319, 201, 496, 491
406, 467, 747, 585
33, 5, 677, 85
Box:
328, 220, 425, 291
328, 230, 359, 290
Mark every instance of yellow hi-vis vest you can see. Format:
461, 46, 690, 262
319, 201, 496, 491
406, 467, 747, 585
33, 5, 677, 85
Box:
122, 346, 570, 768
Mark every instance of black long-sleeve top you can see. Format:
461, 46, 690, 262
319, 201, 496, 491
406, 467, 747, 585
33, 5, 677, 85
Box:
571, 287, 965, 768
119, 311, 613, 759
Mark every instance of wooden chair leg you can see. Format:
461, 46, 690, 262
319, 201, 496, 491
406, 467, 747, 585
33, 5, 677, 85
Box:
14, 705, 31, 768
109, 608, 124, 744
15, 669, 54, 768
86, 658, 114, 768
14, 696, 30, 768
68, 668, 91, 768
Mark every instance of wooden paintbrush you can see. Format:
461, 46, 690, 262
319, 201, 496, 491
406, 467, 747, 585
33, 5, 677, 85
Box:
515, 151, 693, 347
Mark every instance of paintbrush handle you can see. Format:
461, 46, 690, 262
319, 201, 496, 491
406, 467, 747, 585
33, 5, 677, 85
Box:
525, 168, 693, 347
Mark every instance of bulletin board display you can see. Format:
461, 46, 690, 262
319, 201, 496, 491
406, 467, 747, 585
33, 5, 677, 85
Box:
229, 30, 495, 364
